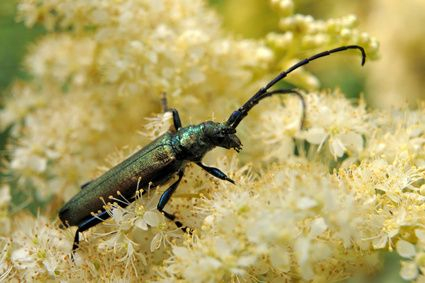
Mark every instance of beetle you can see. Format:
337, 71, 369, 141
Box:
59, 45, 366, 252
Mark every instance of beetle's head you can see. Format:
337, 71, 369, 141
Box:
203, 122, 242, 152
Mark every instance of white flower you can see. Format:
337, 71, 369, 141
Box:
310, 217, 328, 237
396, 240, 416, 258
269, 247, 291, 272
10, 148, 47, 173
305, 127, 327, 146
11, 248, 36, 270
400, 260, 419, 281
302, 92, 368, 159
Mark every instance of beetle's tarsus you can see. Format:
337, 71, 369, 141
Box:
161, 210, 192, 234
169, 109, 182, 130
162, 92, 182, 130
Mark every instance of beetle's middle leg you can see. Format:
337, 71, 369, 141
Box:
161, 93, 182, 130
196, 162, 235, 184
157, 171, 190, 230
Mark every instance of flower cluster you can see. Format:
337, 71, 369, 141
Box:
157, 159, 381, 282
4, 0, 275, 201
339, 158, 425, 281
2, 0, 424, 282
256, 90, 369, 164
265, 9, 378, 90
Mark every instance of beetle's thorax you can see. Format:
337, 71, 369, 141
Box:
172, 123, 214, 161
172, 121, 242, 161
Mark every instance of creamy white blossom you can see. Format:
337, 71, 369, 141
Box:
3, 0, 424, 282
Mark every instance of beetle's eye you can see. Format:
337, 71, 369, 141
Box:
217, 130, 225, 137
215, 134, 225, 143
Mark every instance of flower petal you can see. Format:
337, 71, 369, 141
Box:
396, 239, 416, 258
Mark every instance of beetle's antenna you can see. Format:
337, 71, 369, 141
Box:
226, 45, 366, 129
228, 89, 306, 130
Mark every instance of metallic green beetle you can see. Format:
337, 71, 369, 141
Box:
59, 45, 366, 252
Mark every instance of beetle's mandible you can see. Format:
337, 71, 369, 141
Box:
59, 45, 366, 252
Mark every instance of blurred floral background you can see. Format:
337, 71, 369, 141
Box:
0, 0, 424, 282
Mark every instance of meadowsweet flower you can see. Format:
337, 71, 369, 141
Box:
4, 0, 278, 203
257, 91, 369, 163
338, 157, 425, 279
270, 0, 294, 16
301, 92, 369, 160
157, 159, 380, 281
25, 35, 96, 86
265, 12, 378, 90
400, 260, 419, 281
397, 239, 416, 258
141, 111, 174, 141
255, 94, 304, 161
364, 107, 425, 165
3, 0, 423, 282
8, 215, 71, 281
0, 237, 12, 281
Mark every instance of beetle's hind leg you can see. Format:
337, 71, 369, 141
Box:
161, 92, 182, 130
70, 209, 111, 260
157, 171, 192, 232
70, 227, 82, 261
72, 227, 82, 253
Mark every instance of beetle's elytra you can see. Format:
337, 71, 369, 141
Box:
59, 45, 366, 252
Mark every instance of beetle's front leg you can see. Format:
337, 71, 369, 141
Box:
161, 93, 182, 130
157, 171, 190, 231
196, 162, 235, 184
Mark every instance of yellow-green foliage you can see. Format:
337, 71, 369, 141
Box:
2, 0, 424, 282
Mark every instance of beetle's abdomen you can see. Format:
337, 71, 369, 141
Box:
59, 133, 183, 227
